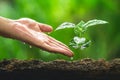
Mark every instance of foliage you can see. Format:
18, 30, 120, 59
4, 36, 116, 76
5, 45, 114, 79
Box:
56, 19, 108, 50
55, 19, 108, 60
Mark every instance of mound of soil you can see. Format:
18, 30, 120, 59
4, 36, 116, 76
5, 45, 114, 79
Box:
0, 58, 120, 80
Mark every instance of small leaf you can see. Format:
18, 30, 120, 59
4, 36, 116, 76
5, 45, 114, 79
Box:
69, 40, 79, 49
76, 20, 85, 28
55, 22, 75, 30
69, 36, 87, 49
80, 40, 91, 50
82, 19, 108, 29
74, 21, 85, 36
73, 36, 86, 44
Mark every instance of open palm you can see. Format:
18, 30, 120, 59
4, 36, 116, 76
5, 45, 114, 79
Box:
9, 18, 73, 57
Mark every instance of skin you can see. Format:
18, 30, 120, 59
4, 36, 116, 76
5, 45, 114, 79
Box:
0, 16, 73, 57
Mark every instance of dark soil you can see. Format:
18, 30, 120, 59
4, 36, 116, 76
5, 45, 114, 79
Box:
0, 58, 120, 80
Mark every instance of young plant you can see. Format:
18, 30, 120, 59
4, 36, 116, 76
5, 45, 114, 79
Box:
55, 19, 108, 50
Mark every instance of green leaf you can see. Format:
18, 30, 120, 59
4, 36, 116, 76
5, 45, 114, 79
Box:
55, 22, 75, 31
76, 20, 85, 28
82, 19, 108, 29
74, 21, 85, 36
81, 40, 91, 50
69, 36, 91, 50
73, 36, 86, 44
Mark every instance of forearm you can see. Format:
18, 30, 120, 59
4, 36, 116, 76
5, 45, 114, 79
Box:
0, 16, 13, 38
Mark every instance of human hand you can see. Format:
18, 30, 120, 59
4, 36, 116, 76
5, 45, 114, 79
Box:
0, 18, 73, 57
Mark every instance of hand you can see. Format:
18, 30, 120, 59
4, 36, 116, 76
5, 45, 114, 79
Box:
2, 18, 73, 57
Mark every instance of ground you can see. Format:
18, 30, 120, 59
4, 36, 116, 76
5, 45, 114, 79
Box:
0, 58, 120, 80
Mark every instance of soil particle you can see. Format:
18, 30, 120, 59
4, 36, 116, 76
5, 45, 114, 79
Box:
0, 58, 119, 72
109, 58, 120, 72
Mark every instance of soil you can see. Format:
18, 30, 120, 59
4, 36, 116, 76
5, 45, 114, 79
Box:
0, 58, 120, 80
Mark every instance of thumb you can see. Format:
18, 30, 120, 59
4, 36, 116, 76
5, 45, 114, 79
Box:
38, 23, 53, 32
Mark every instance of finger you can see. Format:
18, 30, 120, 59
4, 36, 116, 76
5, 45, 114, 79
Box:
45, 37, 74, 57
44, 41, 73, 57
38, 23, 53, 32
48, 36, 71, 51
48, 42, 74, 57
35, 33, 73, 57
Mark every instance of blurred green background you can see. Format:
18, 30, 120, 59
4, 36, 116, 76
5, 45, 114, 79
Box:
0, 0, 120, 61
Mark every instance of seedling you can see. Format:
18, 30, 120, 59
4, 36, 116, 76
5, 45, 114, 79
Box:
55, 19, 108, 50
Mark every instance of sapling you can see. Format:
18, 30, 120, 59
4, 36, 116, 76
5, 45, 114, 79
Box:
55, 19, 108, 50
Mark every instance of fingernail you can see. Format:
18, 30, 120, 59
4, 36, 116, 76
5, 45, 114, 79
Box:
64, 50, 74, 57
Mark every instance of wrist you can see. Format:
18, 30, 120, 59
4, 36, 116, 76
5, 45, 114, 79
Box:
0, 16, 12, 23
0, 16, 13, 37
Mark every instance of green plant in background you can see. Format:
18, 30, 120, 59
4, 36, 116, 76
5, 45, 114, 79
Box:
56, 19, 108, 52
